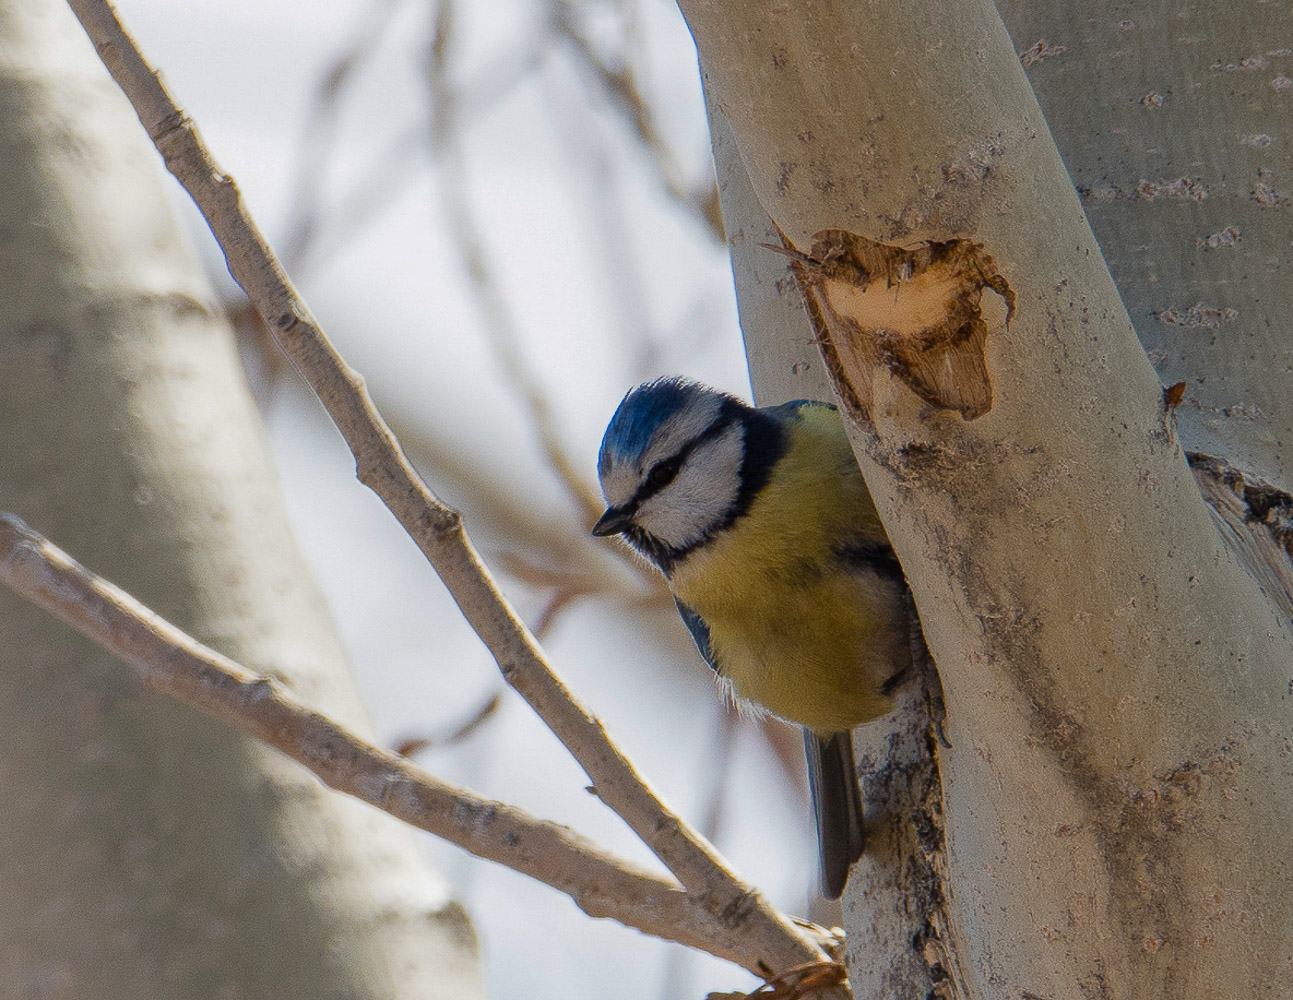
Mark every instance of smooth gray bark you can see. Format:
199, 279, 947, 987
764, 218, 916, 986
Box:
997, 0, 1293, 491
0, 1, 485, 996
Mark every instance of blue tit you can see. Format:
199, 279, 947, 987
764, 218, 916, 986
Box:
592, 377, 913, 899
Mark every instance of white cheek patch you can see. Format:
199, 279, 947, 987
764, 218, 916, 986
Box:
635, 424, 744, 550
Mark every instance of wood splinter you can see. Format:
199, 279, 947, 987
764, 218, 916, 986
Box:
768, 230, 1016, 424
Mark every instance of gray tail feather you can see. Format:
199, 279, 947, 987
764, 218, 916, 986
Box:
804, 729, 866, 899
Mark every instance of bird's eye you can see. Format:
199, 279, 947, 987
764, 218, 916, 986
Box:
647, 456, 682, 489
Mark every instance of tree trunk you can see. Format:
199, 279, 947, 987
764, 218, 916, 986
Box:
996, 0, 1293, 490
689, 1, 1293, 997
0, 1, 485, 996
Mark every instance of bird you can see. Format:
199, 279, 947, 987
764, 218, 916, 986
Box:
592, 376, 914, 899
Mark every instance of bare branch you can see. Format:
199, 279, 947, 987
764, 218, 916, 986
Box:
64, 0, 833, 979
0, 510, 811, 972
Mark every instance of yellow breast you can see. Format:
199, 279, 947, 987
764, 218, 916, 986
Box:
669, 404, 910, 734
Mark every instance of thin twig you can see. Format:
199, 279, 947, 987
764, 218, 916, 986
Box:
285, 21, 546, 277
659, 703, 741, 1000
279, 0, 408, 274
64, 0, 832, 978
535, 62, 667, 377
393, 690, 503, 756
425, 0, 606, 529
0, 512, 762, 969
551, 2, 724, 243
387, 408, 666, 606
279, 126, 425, 281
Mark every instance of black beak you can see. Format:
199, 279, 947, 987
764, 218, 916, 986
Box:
592, 506, 633, 537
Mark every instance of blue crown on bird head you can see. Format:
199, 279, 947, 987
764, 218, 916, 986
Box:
598, 377, 735, 472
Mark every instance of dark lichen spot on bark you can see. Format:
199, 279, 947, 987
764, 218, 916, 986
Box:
775, 161, 796, 195
773, 230, 1015, 425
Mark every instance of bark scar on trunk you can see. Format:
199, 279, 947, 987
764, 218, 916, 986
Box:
771, 230, 1015, 425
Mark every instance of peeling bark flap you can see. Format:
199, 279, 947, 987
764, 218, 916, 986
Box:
783, 230, 1015, 423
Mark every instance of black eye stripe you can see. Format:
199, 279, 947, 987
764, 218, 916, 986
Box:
648, 455, 682, 487
635, 455, 683, 504
633, 415, 736, 506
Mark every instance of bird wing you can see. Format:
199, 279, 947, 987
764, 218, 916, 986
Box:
674, 598, 719, 675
